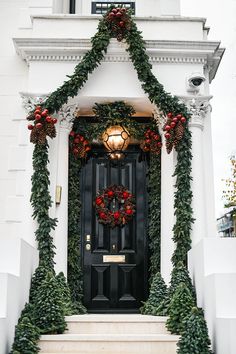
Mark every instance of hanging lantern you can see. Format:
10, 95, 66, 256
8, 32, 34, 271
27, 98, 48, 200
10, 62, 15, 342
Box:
102, 125, 130, 159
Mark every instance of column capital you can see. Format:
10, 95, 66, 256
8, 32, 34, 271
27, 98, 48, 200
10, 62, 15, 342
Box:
20, 92, 49, 113
178, 95, 212, 130
58, 104, 80, 132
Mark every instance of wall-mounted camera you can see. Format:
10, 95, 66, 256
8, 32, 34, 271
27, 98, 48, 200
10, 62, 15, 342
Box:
186, 72, 206, 93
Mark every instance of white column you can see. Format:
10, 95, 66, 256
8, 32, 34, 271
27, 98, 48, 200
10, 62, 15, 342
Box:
54, 105, 78, 276
160, 146, 176, 284
181, 96, 213, 245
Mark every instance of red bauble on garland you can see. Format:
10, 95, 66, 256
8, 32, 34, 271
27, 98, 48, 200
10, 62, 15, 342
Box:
95, 185, 135, 228
140, 129, 162, 155
105, 7, 131, 41
27, 105, 57, 144
164, 112, 187, 154
69, 130, 91, 159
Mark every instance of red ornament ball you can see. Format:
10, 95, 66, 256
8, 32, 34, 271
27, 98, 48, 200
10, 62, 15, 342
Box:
172, 117, 178, 123
113, 212, 120, 219
99, 212, 107, 220
181, 117, 186, 123
52, 118, 57, 124
28, 124, 34, 130
177, 114, 182, 119
41, 109, 49, 117
96, 197, 103, 206
35, 114, 41, 121
170, 122, 176, 128
167, 112, 173, 118
36, 123, 43, 129
34, 109, 41, 115
46, 116, 52, 123
126, 209, 133, 215
165, 125, 171, 131
107, 191, 114, 198
122, 191, 130, 199
165, 133, 171, 139
69, 131, 75, 137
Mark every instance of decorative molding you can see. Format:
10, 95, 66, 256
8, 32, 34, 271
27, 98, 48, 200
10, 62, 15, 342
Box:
13, 38, 223, 80
58, 104, 79, 132
20, 92, 49, 113
178, 95, 212, 130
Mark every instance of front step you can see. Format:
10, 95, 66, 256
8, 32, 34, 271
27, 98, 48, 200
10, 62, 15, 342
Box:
39, 315, 179, 354
66, 314, 170, 334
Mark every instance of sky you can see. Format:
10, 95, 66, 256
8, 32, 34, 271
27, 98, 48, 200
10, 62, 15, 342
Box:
181, 0, 236, 217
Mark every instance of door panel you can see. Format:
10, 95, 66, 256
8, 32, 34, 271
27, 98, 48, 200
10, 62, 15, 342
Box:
81, 146, 148, 312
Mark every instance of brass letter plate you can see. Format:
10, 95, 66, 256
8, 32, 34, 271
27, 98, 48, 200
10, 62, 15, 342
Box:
103, 255, 126, 263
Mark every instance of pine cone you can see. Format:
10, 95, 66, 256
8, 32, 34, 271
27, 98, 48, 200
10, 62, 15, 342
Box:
175, 122, 184, 141
166, 140, 173, 154
30, 127, 47, 145
27, 113, 35, 121
46, 122, 56, 139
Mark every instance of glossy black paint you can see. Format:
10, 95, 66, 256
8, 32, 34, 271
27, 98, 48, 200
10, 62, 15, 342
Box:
81, 146, 148, 312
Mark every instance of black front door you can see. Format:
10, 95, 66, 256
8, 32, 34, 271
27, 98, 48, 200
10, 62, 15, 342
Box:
81, 146, 148, 312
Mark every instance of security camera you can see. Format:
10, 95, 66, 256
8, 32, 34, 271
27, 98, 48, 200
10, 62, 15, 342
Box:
187, 73, 206, 92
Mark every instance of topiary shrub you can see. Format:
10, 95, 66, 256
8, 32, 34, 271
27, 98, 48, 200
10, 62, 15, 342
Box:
166, 282, 195, 334
140, 272, 168, 315
11, 316, 40, 354
55, 272, 73, 316
169, 261, 196, 301
34, 272, 67, 334
177, 307, 213, 354
29, 263, 54, 303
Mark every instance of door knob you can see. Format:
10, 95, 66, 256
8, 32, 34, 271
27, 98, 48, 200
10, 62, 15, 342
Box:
85, 244, 91, 251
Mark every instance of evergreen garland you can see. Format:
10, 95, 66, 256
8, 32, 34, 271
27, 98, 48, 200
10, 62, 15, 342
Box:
31, 143, 57, 269
177, 307, 213, 354
169, 261, 196, 302
172, 129, 194, 267
68, 154, 87, 313
148, 153, 161, 276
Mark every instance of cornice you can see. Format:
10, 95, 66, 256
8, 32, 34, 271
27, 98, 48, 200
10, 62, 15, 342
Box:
13, 38, 223, 82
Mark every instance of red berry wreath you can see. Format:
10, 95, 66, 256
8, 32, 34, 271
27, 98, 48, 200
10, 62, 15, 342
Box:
95, 185, 135, 228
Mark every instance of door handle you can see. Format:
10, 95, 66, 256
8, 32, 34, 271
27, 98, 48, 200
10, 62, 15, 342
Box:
112, 244, 116, 251
85, 244, 91, 251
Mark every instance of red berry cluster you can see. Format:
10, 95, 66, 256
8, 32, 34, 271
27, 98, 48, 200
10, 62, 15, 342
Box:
27, 106, 57, 144
105, 7, 131, 41
141, 129, 162, 154
163, 112, 187, 153
27, 106, 57, 131
95, 185, 135, 228
69, 130, 91, 159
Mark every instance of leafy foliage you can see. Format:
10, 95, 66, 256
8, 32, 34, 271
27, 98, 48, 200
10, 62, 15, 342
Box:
166, 283, 195, 335
148, 154, 161, 276
177, 307, 213, 354
55, 272, 73, 316
34, 272, 67, 334
140, 272, 167, 315
172, 130, 194, 266
31, 143, 57, 269
29, 264, 53, 303
68, 155, 87, 313
169, 261, 196, 301
11, 317, 40, 354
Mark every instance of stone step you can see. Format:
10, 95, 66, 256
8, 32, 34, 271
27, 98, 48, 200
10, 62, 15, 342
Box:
65, 314, 170, 334
39, 333, 179, 354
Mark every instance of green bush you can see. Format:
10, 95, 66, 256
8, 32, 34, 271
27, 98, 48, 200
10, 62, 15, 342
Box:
11, 317, 40, 354
177, 307, 213, 354
166, 282, 195, 334
55, 272, 73, 316
34, 272, 67, 334
141, 272, 168, 315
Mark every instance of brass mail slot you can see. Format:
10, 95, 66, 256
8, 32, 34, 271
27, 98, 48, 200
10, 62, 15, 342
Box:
103, 255, 126, 263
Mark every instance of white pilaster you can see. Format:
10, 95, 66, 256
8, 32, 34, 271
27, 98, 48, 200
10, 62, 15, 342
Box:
160, 146, 176, 285
180, 96, 213, 245
54, 105, 78, 276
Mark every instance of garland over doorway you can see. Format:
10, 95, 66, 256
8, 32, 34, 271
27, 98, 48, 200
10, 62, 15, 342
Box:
18, 3, 193, 336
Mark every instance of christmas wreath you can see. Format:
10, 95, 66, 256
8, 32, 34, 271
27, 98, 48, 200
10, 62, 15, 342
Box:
95, 185, 135, 228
